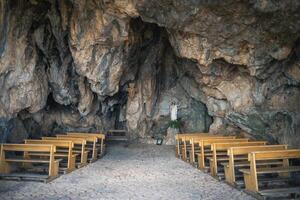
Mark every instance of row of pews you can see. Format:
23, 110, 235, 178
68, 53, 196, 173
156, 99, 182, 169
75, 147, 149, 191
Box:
175, 133, 300, 199
0, 132, 105, 183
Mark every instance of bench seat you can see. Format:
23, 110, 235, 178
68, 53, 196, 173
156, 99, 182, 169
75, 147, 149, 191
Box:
6, 158, 52, 163
259, 186, 300, 196
240, 166, 300, 175
28, 153, 79, 157
208, 156, 247, 162
221, 160, 283, 167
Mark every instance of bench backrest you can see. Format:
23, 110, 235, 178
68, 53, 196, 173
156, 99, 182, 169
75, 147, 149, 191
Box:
41, 137, 86, 145
67, 132, 105, 140
176, 134, 224, 140
25, 140, 74, 148
212, 141, 267, 151
1, 144, 56, 152
181, 136, 236, 143
56, 135, 97, 142
201, 138, 249, 147
228, 145, 288, 156
192, 136, 237, 143
250, 149, 300, 161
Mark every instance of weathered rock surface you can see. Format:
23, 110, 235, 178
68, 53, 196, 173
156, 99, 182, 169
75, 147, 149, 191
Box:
0, 0, 299, 147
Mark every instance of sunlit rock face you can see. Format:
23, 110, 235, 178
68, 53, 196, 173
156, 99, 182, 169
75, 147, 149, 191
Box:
0, 0, 299, 146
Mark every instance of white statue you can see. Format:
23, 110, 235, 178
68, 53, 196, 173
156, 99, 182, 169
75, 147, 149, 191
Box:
170, 102, 178, 121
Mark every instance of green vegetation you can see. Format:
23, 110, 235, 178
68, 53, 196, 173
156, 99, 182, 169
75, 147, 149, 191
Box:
168, 120, 180, 129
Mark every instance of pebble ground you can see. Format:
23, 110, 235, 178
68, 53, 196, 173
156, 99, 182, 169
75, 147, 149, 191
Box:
0, 143, 254, 200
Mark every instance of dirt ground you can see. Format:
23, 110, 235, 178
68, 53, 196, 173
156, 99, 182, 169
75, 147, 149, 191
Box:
0, 143, 254, 200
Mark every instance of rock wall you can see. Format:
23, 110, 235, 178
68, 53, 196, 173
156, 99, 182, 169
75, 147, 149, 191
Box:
0, 0, 299, 146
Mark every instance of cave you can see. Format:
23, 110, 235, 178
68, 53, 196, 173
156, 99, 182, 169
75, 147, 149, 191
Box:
0, 0, 300, 199
1, 0, 299, 147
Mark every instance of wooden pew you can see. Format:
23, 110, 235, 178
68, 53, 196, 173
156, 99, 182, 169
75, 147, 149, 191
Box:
25, 139, 78, 174
0, 144, 60, 183
195, 138, 250, 170
189, 136, 236, 164
175, 133, 224, 158
180, 135, 233, 161
66, 132, 106, 157
209, 141, 267, 177
42, 137, 88, 167
56, 134, 98, 162
224, 145, 288, 185
240, 149, 300, 198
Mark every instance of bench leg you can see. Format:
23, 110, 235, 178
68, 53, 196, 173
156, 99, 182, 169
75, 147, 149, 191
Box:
0, 161, 11, 174
175, 145, 179, 158
82, 152, 88, 165
224, 165, 232, 184
67, 155, 76, 172
49, 160, 59, 178
22, 151, 33, 169
198, 154, 205, 170
181, 147, 186, 161
243, 173, 258, 193
210, 159, 216, 176
279, 158, 290, 178
0, 147, 11, 174
189, 152, 194, 165
92, 142, 97, 161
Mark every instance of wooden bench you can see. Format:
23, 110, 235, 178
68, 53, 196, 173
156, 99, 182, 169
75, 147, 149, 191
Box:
240, 149, 300, 198
0, 144, 61, 183
189, 136, 236, 164
224, 145, 287, 185
42, 137, 88, 167
25, 140, 78, 174
66, 132, 106, 157
195, 138, 250, 170
56, 135, 98, 162
180, 135, 234, 162
175, 133, 224, 158
209, 141, 267, 177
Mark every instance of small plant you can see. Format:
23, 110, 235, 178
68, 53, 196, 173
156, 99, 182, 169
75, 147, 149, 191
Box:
168, 120, 180, 129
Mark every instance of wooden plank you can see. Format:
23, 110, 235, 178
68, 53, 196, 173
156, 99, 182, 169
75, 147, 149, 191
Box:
259, 187, 300, 196
251, 149, 300, 160
42, 137, 87, 145
25, 140, 74, 148
6, 158, 50, 163
241, 166, 300, 174
211, 141, 267, 151
56, 135, 98, 142
0, 173, 58, 183
2, 144, 55, 152
67, 132, 105, 139
221, 160, 284, 167
229, 145, 288, 156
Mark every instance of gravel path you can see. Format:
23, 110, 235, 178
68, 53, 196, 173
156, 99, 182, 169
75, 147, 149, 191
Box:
0, 144, 254, 200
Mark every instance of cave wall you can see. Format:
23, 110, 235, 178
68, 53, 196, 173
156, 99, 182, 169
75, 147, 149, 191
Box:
0, 0, 299, 146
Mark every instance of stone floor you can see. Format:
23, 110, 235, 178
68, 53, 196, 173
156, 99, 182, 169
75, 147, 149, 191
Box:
0, 143, 254, 200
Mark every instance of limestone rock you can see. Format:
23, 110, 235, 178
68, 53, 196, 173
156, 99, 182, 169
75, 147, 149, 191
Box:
0, 0, 300, 147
